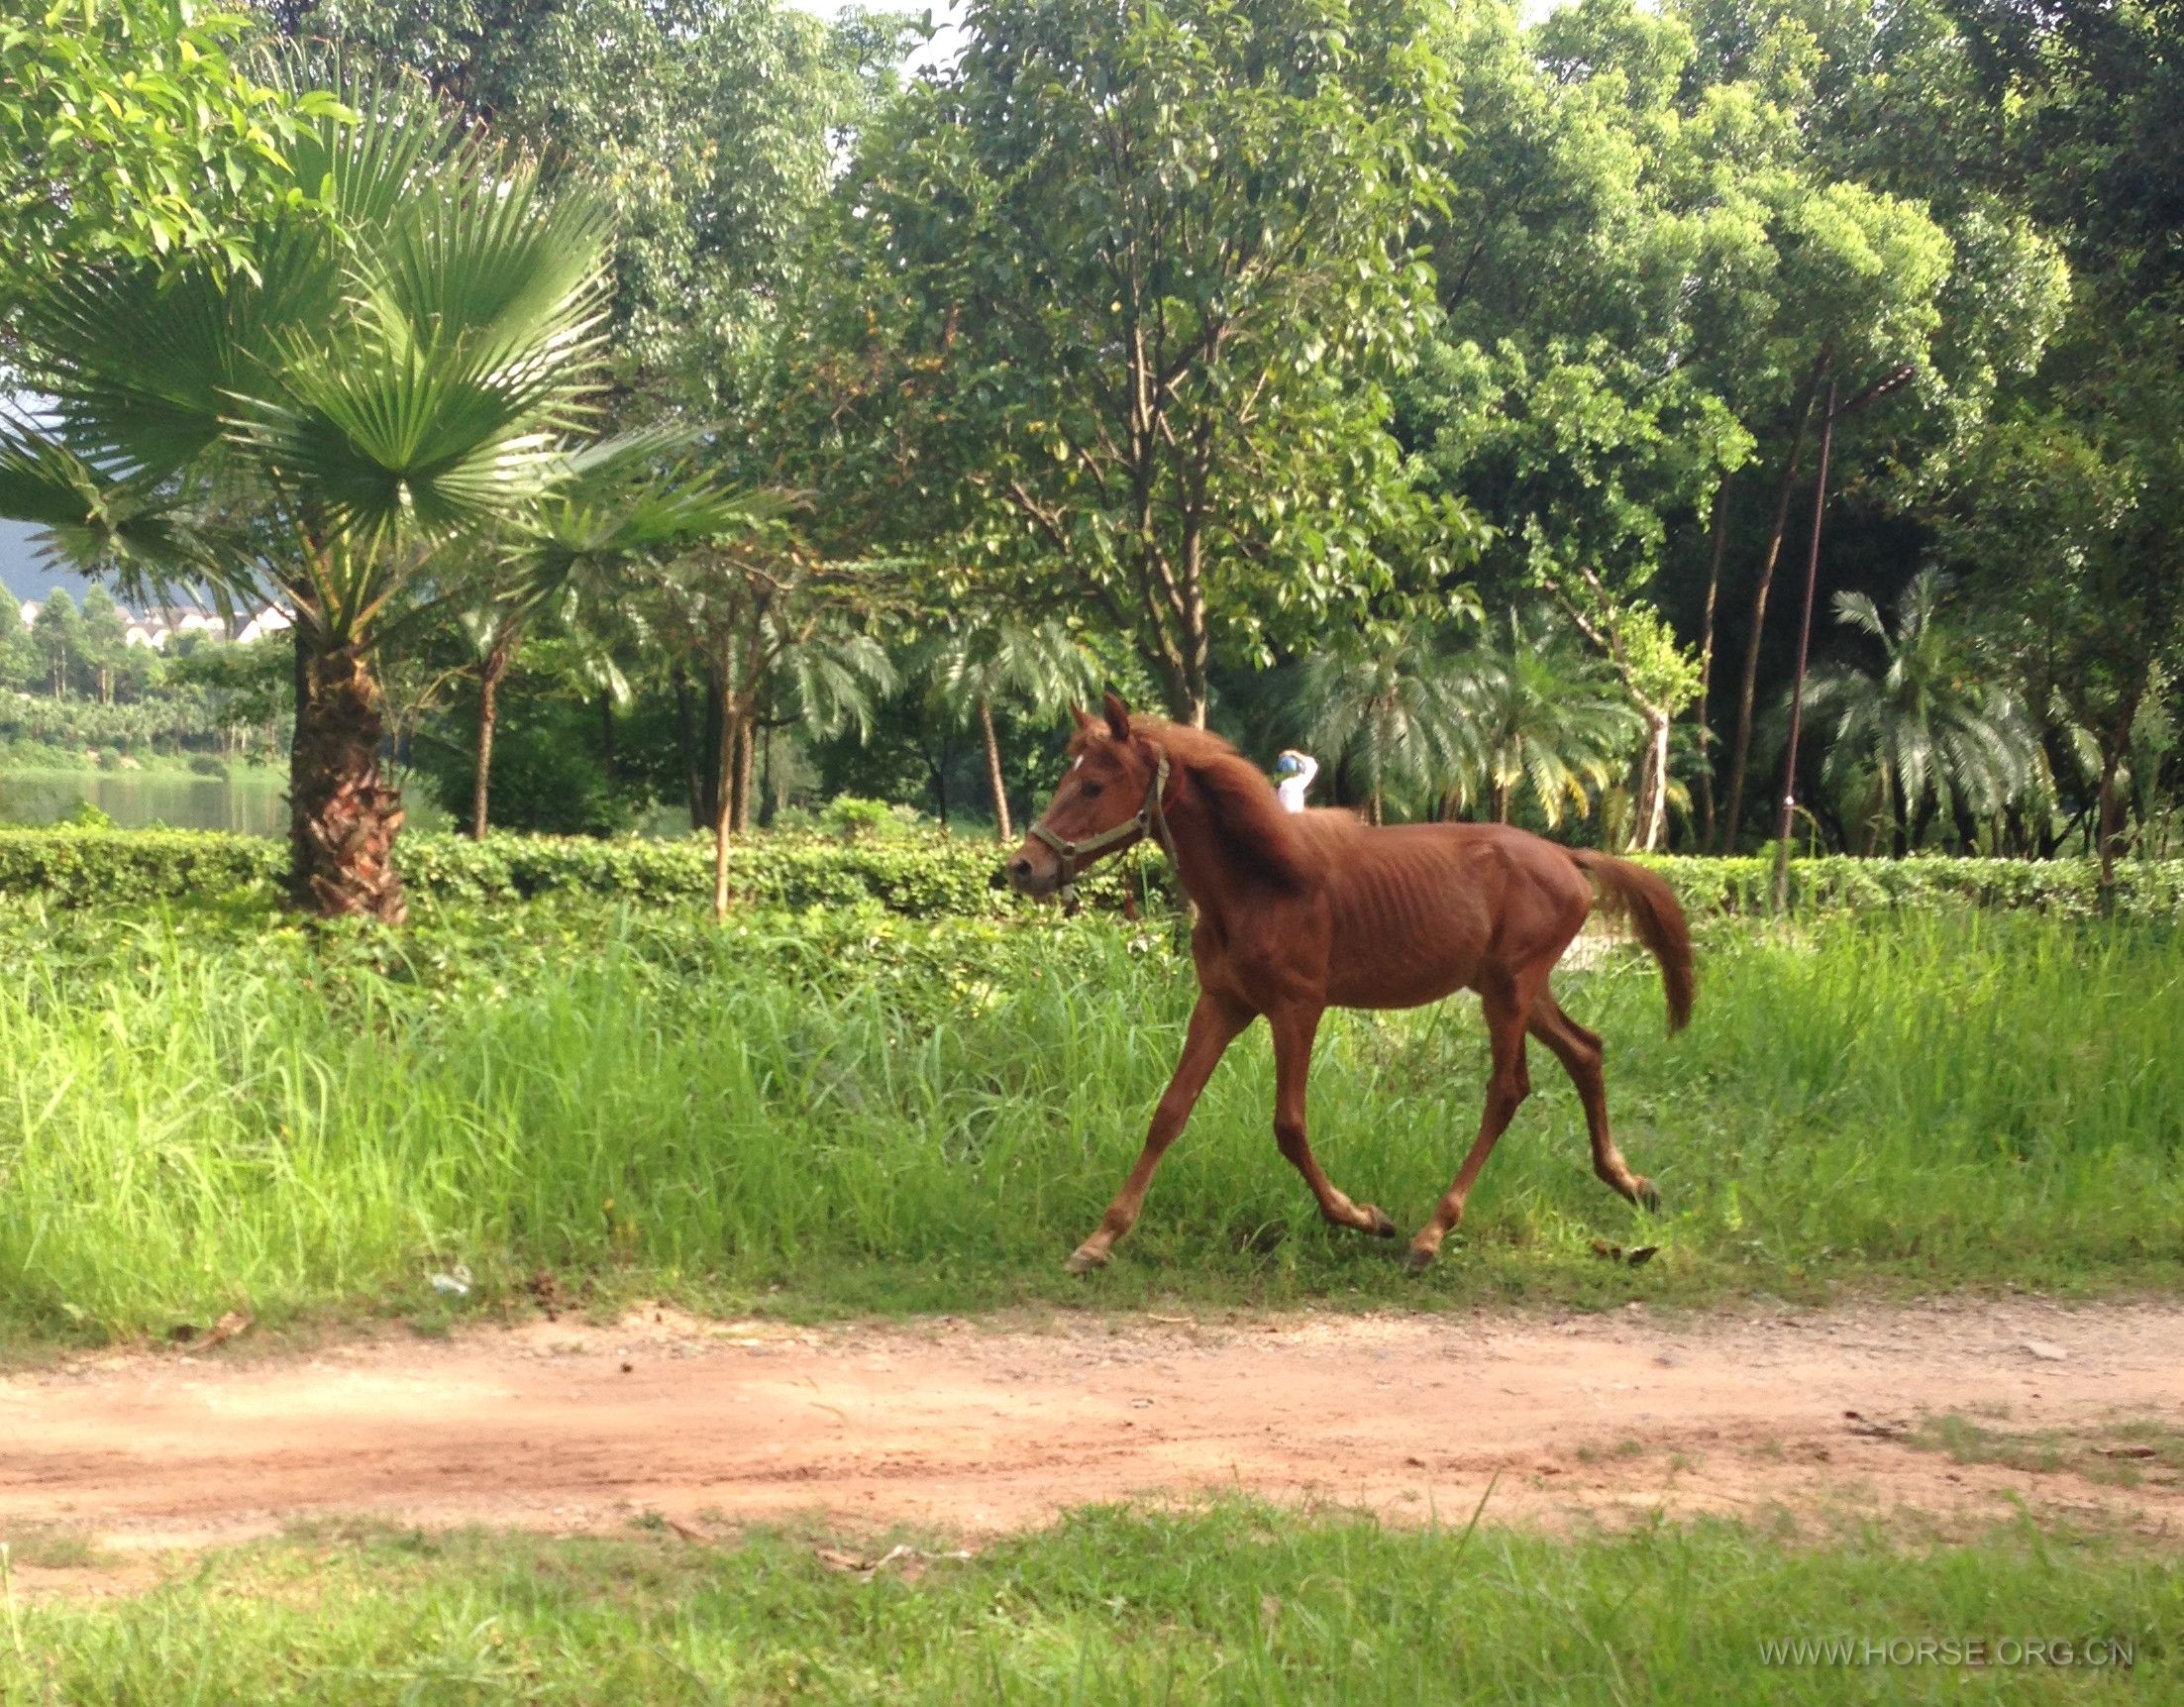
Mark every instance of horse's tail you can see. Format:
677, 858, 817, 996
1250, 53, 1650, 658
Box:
1568, 850, 1695, 1034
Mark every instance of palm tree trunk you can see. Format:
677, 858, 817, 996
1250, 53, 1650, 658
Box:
1696, 480, 1729, 848
979, 696, 1012, 842
470, 623, 518, 841
288, 628, 407, 922
599, 691, 615, 782
1722, 350, 1829, 851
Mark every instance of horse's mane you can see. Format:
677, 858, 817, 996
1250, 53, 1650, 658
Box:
1070, 717, 1326, 891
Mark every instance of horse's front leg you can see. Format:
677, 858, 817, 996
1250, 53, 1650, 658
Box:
1067, 991, 1251, 1272
1268, 1003, 1397, 1239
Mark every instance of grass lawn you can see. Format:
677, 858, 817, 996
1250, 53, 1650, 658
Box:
4, 1502, 2173, 1704
1, 898, 2180, 1345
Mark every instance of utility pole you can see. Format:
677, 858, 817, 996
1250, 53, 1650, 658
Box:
1774, 379, 1836, 915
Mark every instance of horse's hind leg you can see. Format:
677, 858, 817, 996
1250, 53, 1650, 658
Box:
1405, 980, 1532, 1270
1268, 1003, 1396, 1239
1529, 991, 1657, 1212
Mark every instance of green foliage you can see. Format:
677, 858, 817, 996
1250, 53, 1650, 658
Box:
0, 0, 343, 289
1, 900, 2180, 1341
261, 0, 912, 405
1, 823, 2180, 920
1799, 568, 2042, 844
423, 704, 640, 838
6, 1505, 2178, 1703
811, 0, 1481, 720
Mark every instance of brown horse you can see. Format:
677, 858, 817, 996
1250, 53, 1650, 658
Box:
1007, 693, 1695, 1272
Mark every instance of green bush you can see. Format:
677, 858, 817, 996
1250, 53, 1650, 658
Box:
0, 823, 2179, 919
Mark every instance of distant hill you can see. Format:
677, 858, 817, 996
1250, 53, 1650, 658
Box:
0, 519, 91, 606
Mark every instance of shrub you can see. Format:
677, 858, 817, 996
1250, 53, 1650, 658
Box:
0, 823, 2178, 920
187, 755, 230, 779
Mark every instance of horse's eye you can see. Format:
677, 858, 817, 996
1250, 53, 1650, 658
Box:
1081, 780, 1103, 800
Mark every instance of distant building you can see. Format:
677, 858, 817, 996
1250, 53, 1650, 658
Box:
13, 596, 292, 649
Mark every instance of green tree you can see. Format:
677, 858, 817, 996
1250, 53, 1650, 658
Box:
644, 542, 894, 913
1940, 353, 2184, 883
1294, 618, 1483, 825
0, 74, 651, 918
1458, 611, 1644, 827
1, 0, 342, 299
924, 615, 1098, 842
31, 587, 79, 698
260, 0, 910, 411
0, 588, 37, 691
1800, 568, 2040, 854
815, 0, 1479, 726
75, 583, 129, 702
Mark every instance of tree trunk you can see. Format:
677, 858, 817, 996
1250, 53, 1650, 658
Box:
979, 696, 1012, 842
1721, 351, 1830, 852
1696, 480, 1729, 849
710, 673, 738, 921
1635, 705, 1671, 852
2096, 749, 2127, 890
288, 628, 406, 922
599, 691, 615, 782
730, 711, 756, 835
673, 666, 714, 832
1951, 796, 1982, 854
469, 626, 516, 841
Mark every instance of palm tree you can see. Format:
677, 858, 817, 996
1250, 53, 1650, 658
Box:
1801, 568, 2040, 853
1294, 623, 1481, 824
0, 72, 684, 919
645, 544, 895, 916
925, 615, 1099, 840
460, 441, 775, 838
1454, 612, 1644, 828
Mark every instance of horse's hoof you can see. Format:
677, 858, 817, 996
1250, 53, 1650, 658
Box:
1064, 1245, 1108, 1274
1363, 1206, 1398, 1239
1403, 1245, 1437, 1273
1635, 1179, 1661, 1214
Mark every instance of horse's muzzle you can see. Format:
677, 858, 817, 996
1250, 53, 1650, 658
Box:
1004, 844, 1060, 899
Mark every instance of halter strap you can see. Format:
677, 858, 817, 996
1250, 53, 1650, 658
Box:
1025, 746, 1177, 912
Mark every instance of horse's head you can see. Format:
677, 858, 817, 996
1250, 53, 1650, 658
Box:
1006, 692, 1164, 901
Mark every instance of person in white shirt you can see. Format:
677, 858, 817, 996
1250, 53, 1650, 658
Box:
1273, 749, 1317, 813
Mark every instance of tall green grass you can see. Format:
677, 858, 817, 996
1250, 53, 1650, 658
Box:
6, 1504, 2175, 1703
2, 901, 2179, 1340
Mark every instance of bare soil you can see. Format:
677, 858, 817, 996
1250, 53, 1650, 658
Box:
7, 1299, 2183, 1580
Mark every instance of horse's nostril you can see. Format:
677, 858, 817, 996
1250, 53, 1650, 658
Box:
1010, 858, 1033, 879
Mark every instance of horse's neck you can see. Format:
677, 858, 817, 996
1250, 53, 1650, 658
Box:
1161, 768, 1280, 923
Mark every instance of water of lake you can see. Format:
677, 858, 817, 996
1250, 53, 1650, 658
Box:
0, 769, 290, 836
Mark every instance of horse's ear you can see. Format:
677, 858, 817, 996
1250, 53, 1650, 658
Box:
1101, 691, 1132, 743
1069, 704, 1095, 736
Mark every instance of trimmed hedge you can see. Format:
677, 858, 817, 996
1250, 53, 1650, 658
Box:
1, 824, 2178, 919
0, 825, 1165, 916
1633, 852, 2184, 920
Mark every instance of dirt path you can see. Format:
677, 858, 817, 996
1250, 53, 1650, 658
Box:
7, 1300, 2183, 1566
